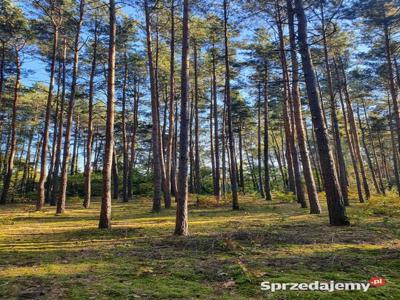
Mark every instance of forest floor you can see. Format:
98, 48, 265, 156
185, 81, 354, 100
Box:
0, 191, 399, 299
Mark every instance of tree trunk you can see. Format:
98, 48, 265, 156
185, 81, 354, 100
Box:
70, 115, 80, 176
56, 0, 84, 214
0, 41, 4, 103
361, 98, 385, 194
45, 60, 62, 204
384, 23, 400, 166
338, 56, 370, 201
194, 41, 201, 204
222, 101, 226, 197
223, 0, 239, 210
238, 125, 245, 194
295, 0, 349, 226
21, 127, 35, 192
210, 80, 216, 193
99, 0, 116, 229
175, 0, 190, 236
0, 49, 20, 204
212, 42, 220, 201
257, 83, 265, 198
320, 3, 348, 206
50, 40, 67, 206
287, 0, 320, 213
339, 83, 363, 204
37, 25, 58, 211
165, 0, 176, 204
171, 97, 178, 197
356, 105, 381, 194
128, 79, 139, 199
263, 69, 272, 200
112, 149, 119, 200
387, 92, 400, 194
144, 0, 162, 212
276, 3, 305, 206
271, 129, 287, 190
122, 48, 129, 202
83, 19, 99, 208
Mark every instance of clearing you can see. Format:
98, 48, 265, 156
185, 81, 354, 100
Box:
0, 193, 399, 299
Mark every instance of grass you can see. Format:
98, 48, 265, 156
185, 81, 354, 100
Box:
0, 192, 399, 299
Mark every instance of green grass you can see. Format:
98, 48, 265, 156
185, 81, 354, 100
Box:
0, 192, 399, 299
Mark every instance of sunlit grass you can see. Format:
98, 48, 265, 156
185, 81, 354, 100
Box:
0, 191, 399, 299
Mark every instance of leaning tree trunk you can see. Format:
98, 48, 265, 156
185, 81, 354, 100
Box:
287, 0, 320, 213
338, 82, 363, 205
99, 0, 116, 229
356, 105, 381, 194
338, 57, 370, 201
295, 0, 349, 226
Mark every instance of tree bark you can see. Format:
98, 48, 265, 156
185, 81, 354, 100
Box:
128, 79, 139, 199
122, 48, 129, 202
287, 0, 320, 213
175, 0, 190, 236
99, 0, 116, 229
295, 0, 349, 225
356, 104, 381, 194
338, 56, 370, 201
165, 0, 176, 204
0, 49, 20, 204
257, 83, 265, 198
145, 0, 162, 212
194, 41, 201, 203
263, 69, 272, 200
361, 98, 385, 194
112, 149, 119, 199
212, 41, 220, 201
37, 25, 58, 211
238, 124, 245, 194
83, 19, 99, 208
50, 40, 67, 205
223, 0, 239, 209
56, 0, 84, 214
384, 23, 400, 165
387, 91, 400, 194
320, 3, 348, 205
276, 3, 305, 206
